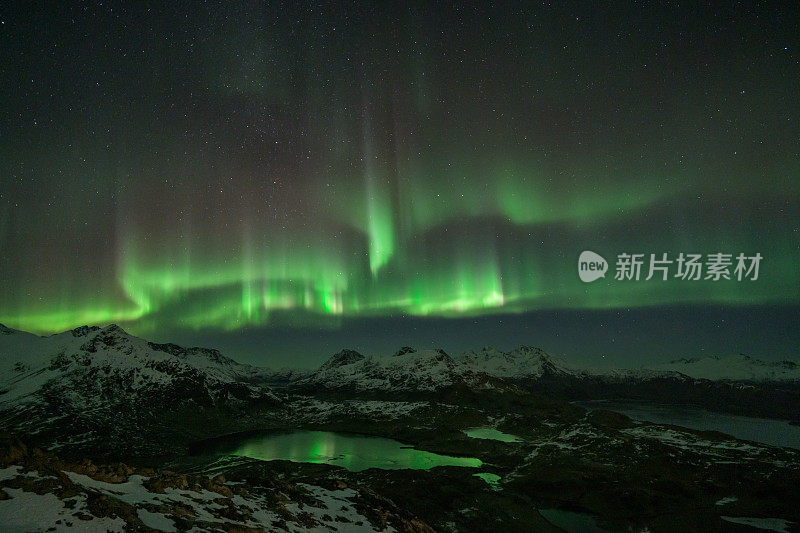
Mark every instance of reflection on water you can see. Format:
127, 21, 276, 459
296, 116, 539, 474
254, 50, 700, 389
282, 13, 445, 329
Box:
219, 430, 483, 472
578, 400, 800, 449
473, 472, 501, 489
463, 427, 522, 443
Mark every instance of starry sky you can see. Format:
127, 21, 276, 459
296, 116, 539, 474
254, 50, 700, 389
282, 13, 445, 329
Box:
1, 2, 798, 367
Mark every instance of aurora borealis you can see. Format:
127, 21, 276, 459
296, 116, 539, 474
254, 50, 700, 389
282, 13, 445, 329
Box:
1, 3, 798, 364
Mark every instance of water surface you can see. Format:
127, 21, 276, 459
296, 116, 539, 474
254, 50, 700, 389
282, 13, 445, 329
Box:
578, 400, 800, 449
473, 472, 501, 489
463, 427, 522, 443
216, 430, 483, 472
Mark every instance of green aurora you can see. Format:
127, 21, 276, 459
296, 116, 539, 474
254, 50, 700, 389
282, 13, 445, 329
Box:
3, 164, 796, 336
1, 3, 798, 340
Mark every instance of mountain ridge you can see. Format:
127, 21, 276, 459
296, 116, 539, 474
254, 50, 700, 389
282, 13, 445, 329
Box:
3, 323, 795, 385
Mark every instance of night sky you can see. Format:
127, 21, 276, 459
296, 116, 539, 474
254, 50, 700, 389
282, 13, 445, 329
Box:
1, 2, 798, 367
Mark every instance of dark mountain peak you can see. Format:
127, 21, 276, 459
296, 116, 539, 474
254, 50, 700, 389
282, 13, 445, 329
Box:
148, 342, 186, 357
512, 345, 549, 359
669, 354, 757, 366
434, 348, 455, 365
186, 346, 234, 365
102, 324, 128, 335
70, 325, 101, 337
320, 349, 365, 371
516, 345, 546, 353
80, 324, 132, 353
393, 346, 417, 357
424, 348, 454, 364
0, 324, 18, 335
146, 342, 234, 366
469, 346, 505, 359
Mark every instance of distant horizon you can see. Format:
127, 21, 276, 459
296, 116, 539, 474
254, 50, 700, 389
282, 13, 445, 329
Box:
4, 303, 797, 371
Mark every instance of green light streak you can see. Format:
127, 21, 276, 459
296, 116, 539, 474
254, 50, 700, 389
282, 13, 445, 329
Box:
1, 155, 796, 335
366, 184, 395, 275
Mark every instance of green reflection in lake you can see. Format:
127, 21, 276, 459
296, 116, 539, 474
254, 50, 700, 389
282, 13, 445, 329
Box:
463, 427, 522, 443
474, 472, 502, 490
227, 430, 483, 472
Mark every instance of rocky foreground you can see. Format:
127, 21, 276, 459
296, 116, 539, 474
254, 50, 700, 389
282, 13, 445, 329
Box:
0, 434, 432, 532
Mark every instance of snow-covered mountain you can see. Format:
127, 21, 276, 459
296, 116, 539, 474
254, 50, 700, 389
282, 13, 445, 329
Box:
3, 320, 795, 429
649, 354, 800, 383
301, 343, 800, 396
319, 349, 366, 372
583, 355, 800, 385
301, 347, 515, 393
256, 366, 313, 386
455, 346, 799, 385
0, 323, 279, 412
457, 346, 574, 380
586, 367, 693, 383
